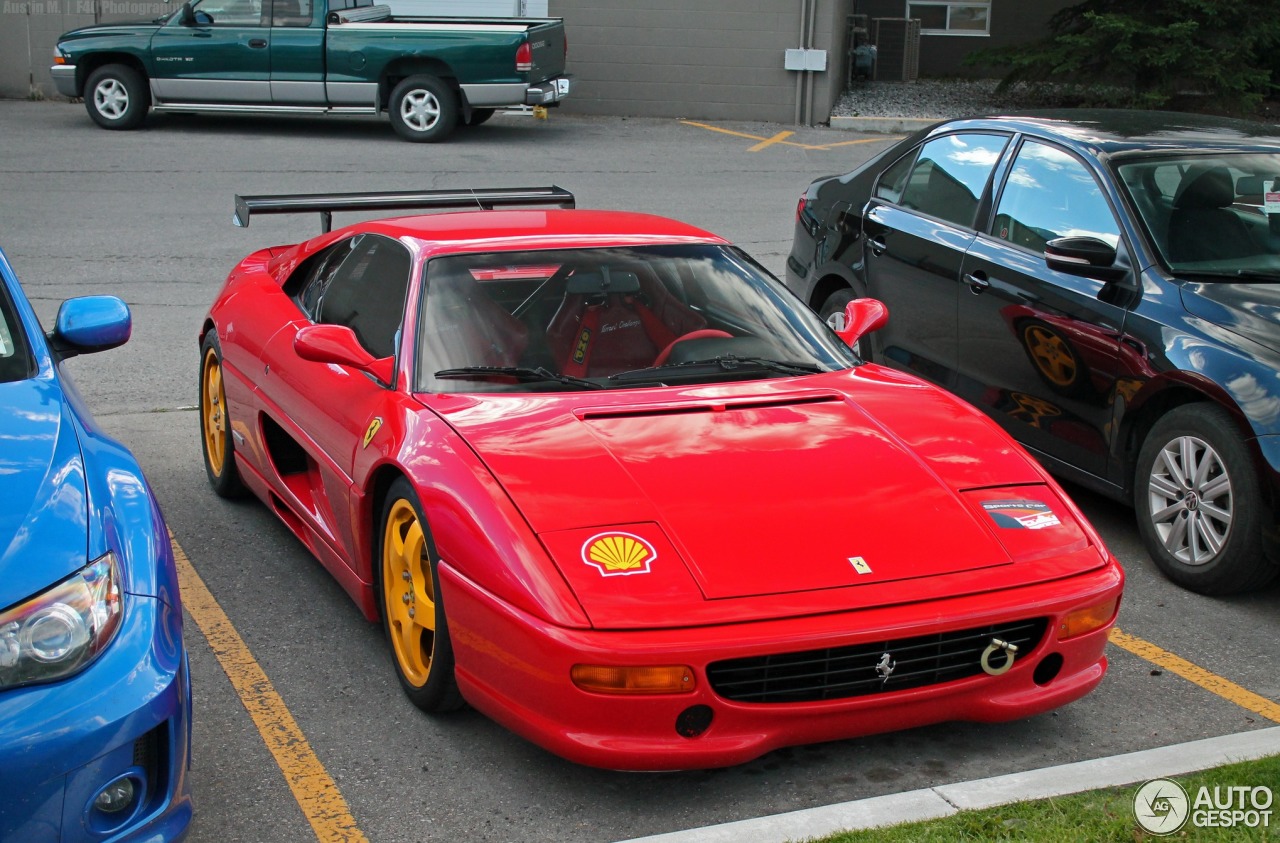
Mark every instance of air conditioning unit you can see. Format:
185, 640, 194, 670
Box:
872, 18, 921, 82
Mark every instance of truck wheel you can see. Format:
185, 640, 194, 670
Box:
389, 75, 457, 143
85, 64, 150, 130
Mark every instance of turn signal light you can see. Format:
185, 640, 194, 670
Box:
1057, 597, 1119, 640
571, 664, 696, 695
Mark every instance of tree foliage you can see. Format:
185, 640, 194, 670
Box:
967, 0, 1280, 114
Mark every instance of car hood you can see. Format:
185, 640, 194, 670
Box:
433, 369, 1100, 624
0, 378, 89, 609
58, 20, 165, 42
1180, 281, 1280, 353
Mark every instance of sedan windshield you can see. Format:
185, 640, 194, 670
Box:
1116, 152, 1280, 277
415, 244, 856, 393
0, 282, 33, 384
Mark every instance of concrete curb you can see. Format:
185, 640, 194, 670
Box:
617, 726, 1280, 843
828, 115, 941, 134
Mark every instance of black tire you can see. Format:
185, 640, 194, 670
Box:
461, 107, 496, 127
199, 331, 248, 499
388, 75, 458, 143
84, 64, 150, 130
818, 286, 872, 360
1134, 404, 1276, 594
377, 477, 464, 712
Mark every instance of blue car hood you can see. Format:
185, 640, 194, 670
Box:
0, 377, 88, 609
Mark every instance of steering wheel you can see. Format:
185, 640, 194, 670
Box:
652, 329, 734, 367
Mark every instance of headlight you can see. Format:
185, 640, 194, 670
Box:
0, 552, 123, 690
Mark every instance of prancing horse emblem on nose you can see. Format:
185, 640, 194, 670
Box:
875, 652, 896, 684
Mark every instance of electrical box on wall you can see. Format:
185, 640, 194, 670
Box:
784, 49, 828, 71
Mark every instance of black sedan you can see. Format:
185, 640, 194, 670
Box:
786, 110, 1280, 595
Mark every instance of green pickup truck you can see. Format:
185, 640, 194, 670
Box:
50, 0, 570, 142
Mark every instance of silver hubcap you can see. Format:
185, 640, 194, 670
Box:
399, 89, 440, 132
1147, 434, 1232, 565
94, 78, 129, 119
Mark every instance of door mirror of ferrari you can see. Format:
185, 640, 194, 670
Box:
294, 324, 394, 386
830, 297, 889, 349
1044, 236, 1127, 282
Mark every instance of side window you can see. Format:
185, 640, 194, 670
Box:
271, 0, 313, 26
874, 149, 918, 204
898, 133, 1008, 228
190, 0, 265, 25
290, 237, 357, 320
993, 140, 1121, 254
318, 234, 412, 360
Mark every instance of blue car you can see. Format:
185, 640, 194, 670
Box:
0, 246, 192, 843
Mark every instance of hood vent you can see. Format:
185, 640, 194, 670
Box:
575, 392, 841, 421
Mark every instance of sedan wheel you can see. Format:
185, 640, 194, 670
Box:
379, 478, 463, 711
1135, 404, 1275, 594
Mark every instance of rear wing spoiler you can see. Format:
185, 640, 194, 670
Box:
232, 186, 575, 233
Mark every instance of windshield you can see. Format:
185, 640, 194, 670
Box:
414, 244, 856, 393
0, 280, 34, 384
1116, 152, 1280, 278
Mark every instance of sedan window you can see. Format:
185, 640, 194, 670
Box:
897, 133, 1009, 228
993, 140, 1120, 253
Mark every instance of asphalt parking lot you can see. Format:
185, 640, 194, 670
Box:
1, 99, 1278, 843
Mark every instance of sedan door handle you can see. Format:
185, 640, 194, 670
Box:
248, 38, 268, 48
965, 271, 990, 294
869, 236, 887, 257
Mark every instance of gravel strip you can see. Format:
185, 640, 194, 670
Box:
832, 78, 1073, 119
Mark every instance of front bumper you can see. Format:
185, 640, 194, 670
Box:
443, 559, 1124, 770
0, 594, 193, 843
51, 64, 78, 98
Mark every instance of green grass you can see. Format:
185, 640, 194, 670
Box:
810, 754, 1278, 842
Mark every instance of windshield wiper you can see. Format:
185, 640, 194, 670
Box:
1234, 269, 1280, 282
1177, 269, 1280, 282
608, 355, 822, 384
434, 366, 603, 390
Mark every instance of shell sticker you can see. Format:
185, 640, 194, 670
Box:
982, 499, 1060, 531
362, 417, 383, 449
582, 532, 656, 577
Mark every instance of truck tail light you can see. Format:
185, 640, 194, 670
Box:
516, 42, 532, 72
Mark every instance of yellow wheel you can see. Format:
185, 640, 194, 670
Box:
1019, 320, 1090, 397
379, 478, 462, 712
200, 331, 246, 498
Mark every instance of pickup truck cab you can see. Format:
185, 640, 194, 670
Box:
50, 0, 570, 142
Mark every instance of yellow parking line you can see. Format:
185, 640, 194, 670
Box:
748, 130, 795, 152
680, 120, 770, 142
1109, 627, 1280, 723
171, 534, 369, 843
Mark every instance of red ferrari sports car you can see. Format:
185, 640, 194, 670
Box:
200, 187, 1123, 770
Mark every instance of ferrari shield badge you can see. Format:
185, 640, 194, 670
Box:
362, 417, 383, 449
849, 556, 872, 574
582, 532, 656, 577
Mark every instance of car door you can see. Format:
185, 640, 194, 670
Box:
956, 137, 1134, 481
149, 0, 271, 103
260, 233, 414, 568
268, 0, 325, 104
862, 131, 1010, 387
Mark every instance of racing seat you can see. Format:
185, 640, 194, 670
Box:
1168, 165, 1258, 263
546, 269, 707, 377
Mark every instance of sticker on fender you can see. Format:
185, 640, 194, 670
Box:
982, 499, 1061, 530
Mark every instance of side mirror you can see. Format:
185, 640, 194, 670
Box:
1045, 236, 1127, 282
294, 324, 394, 386
179, 2, 196, 24
828, 297, 888, 350
50, 296, 131, 357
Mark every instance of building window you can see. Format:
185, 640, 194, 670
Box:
906, 2, 990, 35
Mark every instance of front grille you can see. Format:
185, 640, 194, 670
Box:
706, 618, 1048, 704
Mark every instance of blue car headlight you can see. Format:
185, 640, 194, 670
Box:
0, 552, 123, 689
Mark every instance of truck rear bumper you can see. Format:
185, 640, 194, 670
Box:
51, 64, 78, 98
460, 76, 570, 108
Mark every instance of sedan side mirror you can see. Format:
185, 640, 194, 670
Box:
294, 324, 394, 386
828, 297, 888, 350
49, 295, 131, 358
1045, 236, 1128, 282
